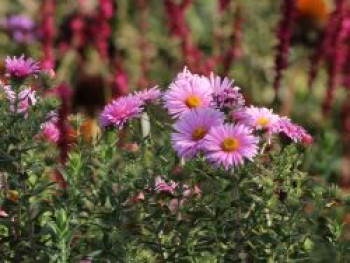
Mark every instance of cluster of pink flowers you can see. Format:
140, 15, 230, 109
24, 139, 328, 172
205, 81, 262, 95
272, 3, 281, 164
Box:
154, 176, 202, 215
41, 121, 60, 143
154, 176, 179, 195
132, 176, 202, 215
2, 85, 37, 117
100, 86, 162, 129
167, 68, 312, 170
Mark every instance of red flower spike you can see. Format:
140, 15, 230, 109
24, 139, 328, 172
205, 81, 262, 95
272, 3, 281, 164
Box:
273, 0, 296, 92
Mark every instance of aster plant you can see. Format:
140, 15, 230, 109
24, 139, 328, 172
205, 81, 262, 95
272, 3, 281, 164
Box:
0, 59, 347, 262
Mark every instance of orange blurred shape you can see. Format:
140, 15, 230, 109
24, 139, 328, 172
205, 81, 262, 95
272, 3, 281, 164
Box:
296, 0, 329, 24
66, 117, 100, 144
79, 117, 99, 142
66, 127, 77, 145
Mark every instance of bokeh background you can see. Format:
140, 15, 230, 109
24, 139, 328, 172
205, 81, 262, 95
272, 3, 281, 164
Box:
0, 0, 349, 232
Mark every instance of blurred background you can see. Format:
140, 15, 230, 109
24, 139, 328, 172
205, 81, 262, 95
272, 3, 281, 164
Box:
0, 0, 349, 231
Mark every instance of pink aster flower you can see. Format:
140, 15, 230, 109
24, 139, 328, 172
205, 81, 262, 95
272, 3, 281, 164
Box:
5, 55, 40, 79
155, 176, 178, 195
234, 106, 280, 135
203, 124, 259, 170
100, 95, 143, 129
133, 86, 162, 105
209, 73, 245, 111
41, 121, 60, 143
277, 117, 312, 145
172, 108, 224, 158
163, 68, 212, 118
2, 85, 36, 115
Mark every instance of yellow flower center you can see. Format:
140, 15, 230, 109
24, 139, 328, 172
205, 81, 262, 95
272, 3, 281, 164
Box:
221, 137, 240, 152
185, 95, 202, 109
192, 127, 207, 141
257, 117, 270, 127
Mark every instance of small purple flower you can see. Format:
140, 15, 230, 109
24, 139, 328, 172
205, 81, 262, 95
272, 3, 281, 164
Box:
163, 68, 212, 118
277, 117, 312, 144
5, 55, 40, 79
155, 176, 178, 195
172, 108, 224, 158
209, 73, 245, 111
203, 123, 259, 170
4, 15, 36, 44
6, 15, 35, 31
134, 86, 162, 105
100, 95, 143, 129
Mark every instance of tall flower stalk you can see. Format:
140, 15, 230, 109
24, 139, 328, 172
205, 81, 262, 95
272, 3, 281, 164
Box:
137, 0, 151, 90
322, 0, 346, 114
55, 83, 72, 188
273, 0, 296, 92
41, 0, 56, 70
94, 0, 115, 60
222, 4, 243, 75
164, 0, 215, 74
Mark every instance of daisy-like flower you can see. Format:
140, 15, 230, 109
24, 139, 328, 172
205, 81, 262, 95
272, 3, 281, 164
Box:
277, 117, 313, 145
134, 86, 162, 105
155, 176, 178, 195
163, 69, 212, 118
100, 95, 143, 129
209, 73, 245, 111
5, 55, 40, 79
41, 121, 60, 143
234, 106, 280, 135
2, 85, 37, 115
203, 124, 259, 170
172, 108, 224, 158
